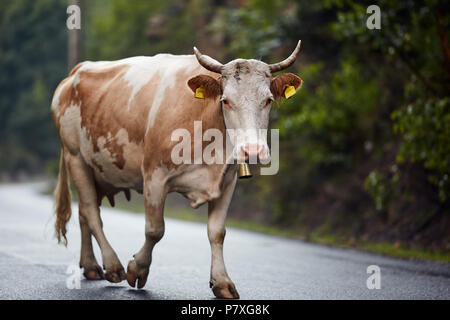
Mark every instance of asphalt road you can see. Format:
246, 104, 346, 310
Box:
0, 182, 448, 300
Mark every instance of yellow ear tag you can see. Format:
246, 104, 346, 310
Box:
284, 85, 296, 99
195, 87, 205, 99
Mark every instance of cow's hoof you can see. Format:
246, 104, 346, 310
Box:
126, 260, 149, 289
104, 265, 126, 283
82, 264, 104, 280
211, 280, 240, 299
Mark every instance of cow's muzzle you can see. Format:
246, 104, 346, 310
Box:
238, 144, 269, 163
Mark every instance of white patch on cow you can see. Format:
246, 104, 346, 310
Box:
51, 78, 72, 118
122, 56, 162, 111
146, 166, 170, 207
143, 55, 198, 134
58, 103, 82, 153
72, 72, 81, 88
77, 60, 123, 72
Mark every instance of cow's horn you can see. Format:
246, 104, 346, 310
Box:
193, 47, 223, 73
269, 40, 301, 73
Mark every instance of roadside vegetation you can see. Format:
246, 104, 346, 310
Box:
101, 190, 450, 263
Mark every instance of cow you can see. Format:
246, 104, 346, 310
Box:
51, 41, 302, 299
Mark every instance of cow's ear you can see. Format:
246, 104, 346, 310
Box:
270, 73, 302, 100
187, 75, 221, 99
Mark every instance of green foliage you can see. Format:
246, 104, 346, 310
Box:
333, 0, 450, 208
209, 0, 284, 59
392, 98, 450, 201
264, 59, 379, 223
85, 0, 215, 60
278, 59, 379, 163
85, 0, 167, 59
0, 0, 67, 175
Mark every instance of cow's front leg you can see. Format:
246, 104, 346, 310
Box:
208, 173, 239, 299
126, 174, 166, 289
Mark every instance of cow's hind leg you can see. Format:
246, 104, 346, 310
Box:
208, 173, 239, 299
79, 213, 104, 280
127, 172, 166, 289
66, 152, 126, 283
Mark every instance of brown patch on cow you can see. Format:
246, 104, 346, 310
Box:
270, 73, 302, 100
103, 135, 126, 169
234, 64, 241, 82
74, 64, 148, 170
187, 74, 222, 99
146, 68, 224, 168
233, 62, 250, 82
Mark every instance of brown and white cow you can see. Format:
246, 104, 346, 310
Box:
51, 41, 302, 299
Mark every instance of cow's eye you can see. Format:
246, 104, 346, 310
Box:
221, 98, 229, 106
265, 97, 274, 106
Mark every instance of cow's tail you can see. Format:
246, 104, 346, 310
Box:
54, 149, 72, 246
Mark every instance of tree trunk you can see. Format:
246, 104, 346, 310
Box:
68, 0, 83, 72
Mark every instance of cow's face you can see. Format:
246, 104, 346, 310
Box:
188, 41, 302, 163
219, 60, 272, 162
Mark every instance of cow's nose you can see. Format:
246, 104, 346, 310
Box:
240, 144, 267, 162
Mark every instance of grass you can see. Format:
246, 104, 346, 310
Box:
358, 242, 450, 263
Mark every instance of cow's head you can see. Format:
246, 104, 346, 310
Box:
188, 41, 302, 163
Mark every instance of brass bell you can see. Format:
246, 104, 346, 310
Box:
238, 163, 252, 179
